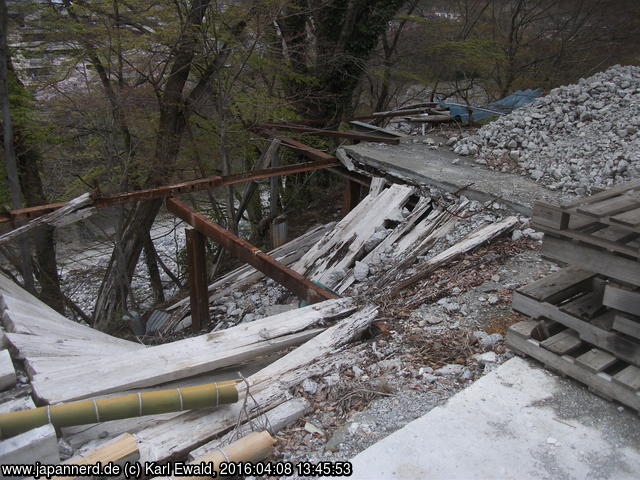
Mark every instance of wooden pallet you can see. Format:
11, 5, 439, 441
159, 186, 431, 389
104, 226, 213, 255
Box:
533, 180, 640, 259
541, 236, 640, 287
506, 319, 640, 412
512, 266, 640, 368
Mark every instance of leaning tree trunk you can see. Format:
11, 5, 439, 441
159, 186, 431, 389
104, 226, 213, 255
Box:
90, 0, 247, 330
92, 199, 162, 330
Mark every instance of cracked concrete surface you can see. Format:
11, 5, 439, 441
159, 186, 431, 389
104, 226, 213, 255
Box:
325, 357, 640, 480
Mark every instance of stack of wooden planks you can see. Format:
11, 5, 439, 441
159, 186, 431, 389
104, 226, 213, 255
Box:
508, 181, 640, 411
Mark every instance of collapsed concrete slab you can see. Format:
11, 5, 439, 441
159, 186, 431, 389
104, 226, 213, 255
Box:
327, 357, 640, 480
338, 142, 573, 215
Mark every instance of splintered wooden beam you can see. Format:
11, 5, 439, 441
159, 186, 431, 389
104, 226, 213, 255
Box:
166, 197, 337, 305
0, 193, 95, 245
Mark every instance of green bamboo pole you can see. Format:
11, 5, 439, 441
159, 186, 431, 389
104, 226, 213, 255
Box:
0, 380, 238, 439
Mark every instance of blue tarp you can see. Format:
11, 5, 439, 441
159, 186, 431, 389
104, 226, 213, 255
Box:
439, 88, 542, 123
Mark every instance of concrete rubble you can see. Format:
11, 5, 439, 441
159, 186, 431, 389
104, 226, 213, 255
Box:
453, 65, 640, 195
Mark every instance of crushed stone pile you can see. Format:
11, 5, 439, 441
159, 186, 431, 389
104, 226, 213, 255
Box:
451, 65, 640, 195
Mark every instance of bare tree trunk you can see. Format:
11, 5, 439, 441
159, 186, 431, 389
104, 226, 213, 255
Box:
93, 199, 162, 330
0, 0, 35, 293
14, 124, 65, 313
143, 232, 165, 305
89, 1, 248, 330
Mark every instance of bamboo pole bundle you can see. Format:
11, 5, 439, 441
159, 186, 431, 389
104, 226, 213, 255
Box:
172, 431, 275, 480
0, 381, 238, 439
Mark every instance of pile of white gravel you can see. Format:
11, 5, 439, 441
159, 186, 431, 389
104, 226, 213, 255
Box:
451, 65, 640, 195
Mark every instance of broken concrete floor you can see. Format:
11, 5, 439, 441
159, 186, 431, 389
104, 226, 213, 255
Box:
339, 140, 575, 215
326, 357, 640, 480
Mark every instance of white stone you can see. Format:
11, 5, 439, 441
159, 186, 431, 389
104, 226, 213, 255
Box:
353, 261, 370, 282
302, 378, 319, 395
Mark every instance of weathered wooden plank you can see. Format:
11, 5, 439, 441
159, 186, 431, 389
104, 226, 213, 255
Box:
603, 285, 640, 316
0, 395, 34, 414
577, 192, 640, 218
517, 266, 595, 303
0, 349, 16, 391
560, 291, 604, 320
542, 236, 640, 286
532, 201, 569, 230
575, 348, 617, 373
188, 397, 310, 461
31, 299, 354, 404
0, 286, 140, 349
0, 424, 60, 465
610, 207, 640, 228
133, 307, 377, 463
506, 323, 640, 412
613, 365, 640, 391
612, 315, 640, 340
337, 197, 464, 293
6, 334, 145, 360
564, 180, 640, 208
390, 216, 518, 294
0, 193, 95, 246
540, 330, 582, 355
512, 291, 640, 368
52, 434, 139, 480
294, 184, 415, 285
541, 225, 639, 258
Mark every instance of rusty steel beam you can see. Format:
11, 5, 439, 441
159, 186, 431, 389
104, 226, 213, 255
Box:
185, 228, 209, 332
251, 132, 370, 184
342, 179, 362, 216
166, 197, 337, 305
94, 159, 339, 207
274, 136, 337, 162
0, 159, 338, 224
327, 167, 371, 187
256, 123, 400, 145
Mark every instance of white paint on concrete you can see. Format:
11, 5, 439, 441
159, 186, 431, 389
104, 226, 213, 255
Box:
327, 357, 640, 480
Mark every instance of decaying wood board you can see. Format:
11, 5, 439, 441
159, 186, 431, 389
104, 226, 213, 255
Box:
0, 348, 16, 391
188, 397, 310, 460
31, 298, 355, 404
512, 290, 640, 368
294, 184, 415, 285
541, 236, 640, 287
133, 306, 377, 463
390, 216, 518, 294
0, 274, 140, 348
0, 193, 95, 246
0, 397, 53, 463
0, 425, 60, 465
507, 320, 640, 412
603, 284, 640, 317
51, 434, 139, 480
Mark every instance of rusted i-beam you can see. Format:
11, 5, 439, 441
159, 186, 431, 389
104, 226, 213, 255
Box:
251, 131, 371, 187
0, 159, 339, 224
185, 228, 209, 332
166, 197, 337, 305
255, 123, 400, 145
